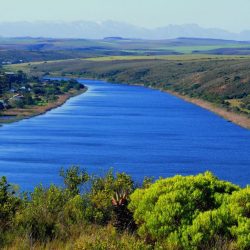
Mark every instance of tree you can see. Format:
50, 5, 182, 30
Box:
60, 166, 89, 196
0, 177, 20, 246
24, 94, 34, 105
16, 185, 70, 243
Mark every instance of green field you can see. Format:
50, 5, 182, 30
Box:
84, 54, 250, 61
1, 37, 250, 65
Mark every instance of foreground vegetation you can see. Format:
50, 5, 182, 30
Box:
1, 167, 249, 249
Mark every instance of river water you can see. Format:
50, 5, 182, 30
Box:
0, 79, 249, 190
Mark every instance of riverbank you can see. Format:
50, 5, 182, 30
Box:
163, 90, 250, 130
103, 78, 250, 130
6, 71, 249, 130
104, 81, 249, 130
0, 88, 87, 125
147, 88, 250, 130
49, 75, 250, 130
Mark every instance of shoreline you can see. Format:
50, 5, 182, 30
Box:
6, 72, 249, 130
49, 75, 250, 130
97, 76, 250, 130
164, 90, 250, 130
0, 88, 87, 125
108, 80, 250, 130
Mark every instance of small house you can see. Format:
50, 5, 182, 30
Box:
9, 94, 24, 101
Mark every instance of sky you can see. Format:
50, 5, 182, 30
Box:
1, 0, 250, 32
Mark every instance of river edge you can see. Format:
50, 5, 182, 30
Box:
127, 83, 250, 130
70, 76, 250, 130
163, 90, 250, 130
0, 88, 87, 126
80, 76, 250, 130
4, 73, 249, 130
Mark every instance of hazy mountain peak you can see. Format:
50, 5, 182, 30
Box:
0, 20, 249, 40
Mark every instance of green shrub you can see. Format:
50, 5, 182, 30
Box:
180, 187, 250, 250
0, 177, 22, 245
0, 177, 17, 229
181, 208, 233, 249
15, 185, 71, 242
129, 172, 239, 248
0, 177, 21, 246
228, 187, 250, 249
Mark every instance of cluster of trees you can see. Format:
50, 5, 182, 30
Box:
24, 78, 84, 107
240, 95, 250, 111
0, 71, 84, 110
0, 70, 27, 95
0, 168, 249, 249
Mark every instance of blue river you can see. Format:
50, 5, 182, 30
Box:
0, 79, 250, 190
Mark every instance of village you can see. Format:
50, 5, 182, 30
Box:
0, 71, 29, 110
0, 70, 84, 113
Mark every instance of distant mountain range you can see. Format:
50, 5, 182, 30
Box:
0, 21, 250, 40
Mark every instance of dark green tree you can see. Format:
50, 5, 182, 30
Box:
0, 176, 20, 246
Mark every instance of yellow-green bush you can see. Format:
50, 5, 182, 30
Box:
129, 172, 240, 249
228, 187, 250, 249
